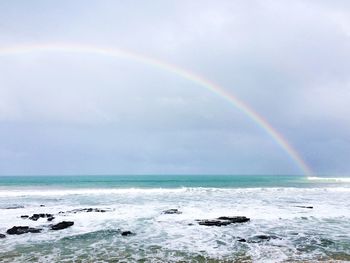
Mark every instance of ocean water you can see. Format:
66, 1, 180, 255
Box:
0, 175, 349, 262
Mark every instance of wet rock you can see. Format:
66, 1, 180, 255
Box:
198, 220, 231, 226
29, 213, 54, 221
0, 234, 6, 238
47, 216, 55, 222
248, 235, 281, 243
198, 216, 250, 226
295, 205, 313, 209
51, 221, 74, 230
121, 231, 134, 236
20, 215, 29, 219
63, 208, 108, 214
217, 216, 250, 223
6, 226, 42, 235
40, 205, 45, 207
237, 238, 246, 242
5, 205, 24, 209
163, 209, 182, 214
255, 235, 271, 240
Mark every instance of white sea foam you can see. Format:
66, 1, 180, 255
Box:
0, 187, 189, 197
1, 185, 350, 198
307, 176, 350, 182
0, 186, 349, 262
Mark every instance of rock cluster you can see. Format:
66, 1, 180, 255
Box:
121, 231, 134, 236
197, 216, 250, 226
163, 209, 182, 214
51, 221, 74, 230
59, 208, 108, 214
6, 226, 42, 235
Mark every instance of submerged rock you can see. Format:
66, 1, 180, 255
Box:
295, 205, 313, 209
248, 235, 281, 243
163, 209, 182, 214
198, 216, 250, 226
29, 213, 54, 221
217, 216, 250, 223
0, 234, 6, 238
5, 205, 24, 209
6, 226, 42, 235
237, 238, 246, 242
62, 208, 108, 214
51, 221, 74, 230
121, 231, 134, 236
198, 220, 231, 226
20, 215, 29, 219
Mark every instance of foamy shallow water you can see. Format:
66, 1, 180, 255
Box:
0, 187, 350, 262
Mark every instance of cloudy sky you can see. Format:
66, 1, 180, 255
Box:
0, 0, 349, 175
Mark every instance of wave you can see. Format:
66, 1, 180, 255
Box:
1, 185, 350, 198
307, 176, 350, 182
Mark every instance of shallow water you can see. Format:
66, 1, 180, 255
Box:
0, 175, 349, 262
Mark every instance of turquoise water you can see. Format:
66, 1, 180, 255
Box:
0, 174, 343, 189
0, 175, 349, 262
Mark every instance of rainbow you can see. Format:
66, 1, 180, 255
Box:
0, 43, 313, 175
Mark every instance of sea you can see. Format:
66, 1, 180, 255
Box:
0, 175, 349, 262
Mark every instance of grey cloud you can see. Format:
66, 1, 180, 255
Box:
0, 0, 349, 175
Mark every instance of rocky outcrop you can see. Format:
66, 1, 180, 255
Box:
51, 221, 74, 230
5, 205, 24, 209
6, 226, 42, 235
217, 216, 250, 223
29, 213, 55, 221
248, 235, 281, 243
197, 216, 250, 226
163, 209, 182, 214
121, 231, 134, 236
60, 208, 108, 214
295, 205, 313, 209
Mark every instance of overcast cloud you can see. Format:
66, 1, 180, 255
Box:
0, 0, 349, 175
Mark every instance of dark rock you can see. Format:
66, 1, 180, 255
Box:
47, 216, 55, 222
5, 205, 24, 209
198, 216, 250, 226
248, 235, 281, 243
40, 205, 45, 207
29, 213, 54, 221
237, 238, 246, 242
255, 235, 271, 240
51, 221, 74, 230
64, 208, 107, 214
6, 226, 42, 235
295, 206, 313, 209
198, 220, 231, 226
20, 215, 29, 219
0, 234, 6, 238
121, 231, 134, 236
163, 209, 182, 214
217, 216, 250, 223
